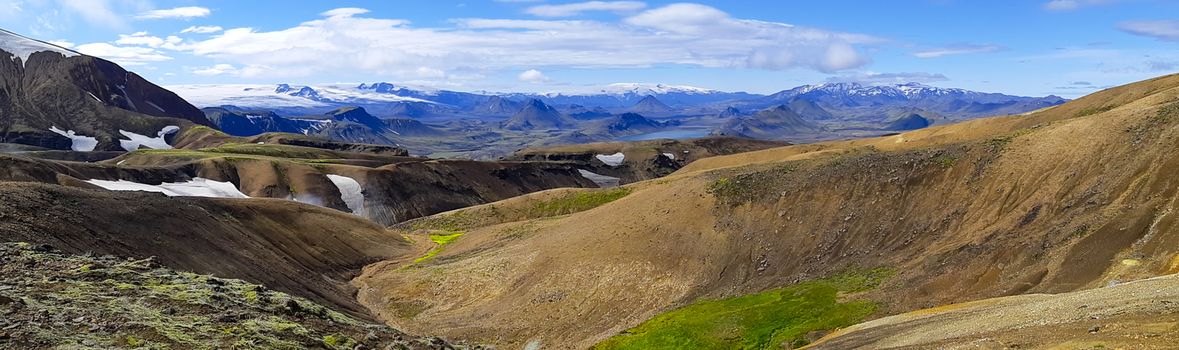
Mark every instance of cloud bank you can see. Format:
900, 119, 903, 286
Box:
147, 3, 876, 79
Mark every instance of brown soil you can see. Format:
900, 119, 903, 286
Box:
352, 74, 1179, 348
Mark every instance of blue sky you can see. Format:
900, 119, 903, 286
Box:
0, 0, 1176, 97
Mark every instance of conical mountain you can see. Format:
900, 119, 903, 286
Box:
629, 95, 674, 114
501, 99, 578, 130
0, 28, 210, 151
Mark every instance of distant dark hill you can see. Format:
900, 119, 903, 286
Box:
0, 28, 210, 151
328, 106, 386, 130
582, 113, 676, 137
885, 113, 933, 131
629, 95, 674, 114
502, 99, 578, 130
474, 96, 523, 115
713, 105, 822, 139
204, 107, 314, 136
567, 105, 613, 120
386, 102, 433, 118
787, 98, 834, 120
717, 106, 743, 118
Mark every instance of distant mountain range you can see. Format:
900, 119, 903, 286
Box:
167, 81, 1065, 124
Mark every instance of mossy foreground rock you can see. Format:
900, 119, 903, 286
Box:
0, 242, 477, 350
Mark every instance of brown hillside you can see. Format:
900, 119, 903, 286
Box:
353, 73, 1179, 348
0, 181, 410, 319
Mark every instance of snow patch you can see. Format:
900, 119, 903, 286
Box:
595, 152, 625, 167
85, 178, 248, 198
545, 83, 719, 97
48, 126, 98, 152
662, 152, 675, 160
145, 101, 166, 112
118, 126, 179, 151
0, 28, 79, 67
578, 169, 621, 188
326, 174, 365, 215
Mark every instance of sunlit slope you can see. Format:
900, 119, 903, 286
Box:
354, 73, 1179, 348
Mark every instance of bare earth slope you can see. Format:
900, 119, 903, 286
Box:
353, 74, 1179, 348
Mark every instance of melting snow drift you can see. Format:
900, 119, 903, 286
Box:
595, 152, 625, 167
578, 169, 621, 188
326, 174, 365, 215
48, 126, 98, 152
119, 126, 179, 151
85, 178, 248, 198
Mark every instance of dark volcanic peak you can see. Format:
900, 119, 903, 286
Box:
0, 27, 210, 151
327, 106, 384, 129
502, 99, 577, 130
630, 95, 674, 113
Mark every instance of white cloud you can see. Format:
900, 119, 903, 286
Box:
825, 72, 950, 84
1043, 0, 1115, 11
58, 0, 127, 29
74, 42, 171, 65
181, 25, 223, 34
525, 1, 646, 17
135, 6, 210, 20
114, 32, 182, 49
1118, 20, 1179, 42
913, 44, 1004, 58
415, 67, 447, 79
192, 63, 237, 75
518, 69, 550, 83
321, 8, 369, 17
171, 4, 876, 80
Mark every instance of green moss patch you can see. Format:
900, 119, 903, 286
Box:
593, 268, 893, 350
411, 232, 465, 265
526, 187, 632, 218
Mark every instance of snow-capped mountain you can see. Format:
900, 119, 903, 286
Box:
753, 82, 1066, 118
769, 82, 1065, 105
519, 83, 760, 108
